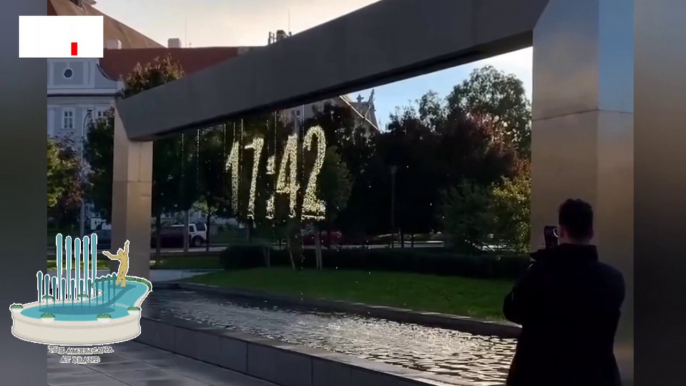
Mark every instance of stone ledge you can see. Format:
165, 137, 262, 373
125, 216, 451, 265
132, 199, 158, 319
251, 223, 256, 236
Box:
136, 315, 472, 386
158, 282, 521, 339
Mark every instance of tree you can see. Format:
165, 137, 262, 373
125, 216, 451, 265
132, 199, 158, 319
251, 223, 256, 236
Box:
84, 109, 114, 223
488, 166, 531, 253
85, 56, 185, 262
124, 56, 186, 260
440, 181, 493, 253
311, 146, 353, 268
386, 106, 442, 246
170, 132, 200, 252
48, 137, 87, 228
197, 125, 232, 252
303, 103, 376, 243
447, 65, 532, 157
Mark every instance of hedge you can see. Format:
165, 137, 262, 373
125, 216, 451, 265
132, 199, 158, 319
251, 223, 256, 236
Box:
219, 245, 530, 279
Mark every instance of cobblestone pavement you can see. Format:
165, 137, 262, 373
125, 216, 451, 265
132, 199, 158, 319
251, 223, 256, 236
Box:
48, 341, 277, 386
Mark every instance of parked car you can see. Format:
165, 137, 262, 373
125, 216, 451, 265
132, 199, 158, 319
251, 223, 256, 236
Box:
302, 230, 343, 246
151, 223, 207, 248
94, 229, 111, 249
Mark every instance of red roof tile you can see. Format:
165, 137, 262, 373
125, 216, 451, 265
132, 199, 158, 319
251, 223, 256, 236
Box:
99, 47, 251, 81
48, 0, 163, 49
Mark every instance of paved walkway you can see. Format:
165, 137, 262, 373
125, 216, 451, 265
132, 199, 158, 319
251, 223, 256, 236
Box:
48, 341, 277, 386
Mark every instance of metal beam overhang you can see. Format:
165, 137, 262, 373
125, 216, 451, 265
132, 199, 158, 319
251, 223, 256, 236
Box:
117, 0, 549, 141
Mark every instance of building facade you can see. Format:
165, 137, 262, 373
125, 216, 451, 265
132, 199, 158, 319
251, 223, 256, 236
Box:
269, 30, 380, 135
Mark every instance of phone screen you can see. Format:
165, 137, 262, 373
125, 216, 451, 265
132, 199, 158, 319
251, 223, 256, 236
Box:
544, 226, 558, 249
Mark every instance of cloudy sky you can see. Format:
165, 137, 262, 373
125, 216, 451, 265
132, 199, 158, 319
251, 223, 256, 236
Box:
95, 0, 532, 127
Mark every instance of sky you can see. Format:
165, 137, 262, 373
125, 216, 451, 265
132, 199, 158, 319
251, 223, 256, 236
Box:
94, 0, 532, 127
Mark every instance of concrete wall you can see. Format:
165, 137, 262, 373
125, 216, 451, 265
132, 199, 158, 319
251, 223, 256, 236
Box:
530, 0, 633, 380
116, 0, 550, 139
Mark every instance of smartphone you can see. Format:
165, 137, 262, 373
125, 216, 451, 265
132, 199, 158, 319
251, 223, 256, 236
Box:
543, 225, 558, 249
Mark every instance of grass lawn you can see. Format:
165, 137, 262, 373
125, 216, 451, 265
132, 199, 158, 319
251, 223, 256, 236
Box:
151, 254, 222, 270
47, 253, 222, 270
187, 268, 514, 320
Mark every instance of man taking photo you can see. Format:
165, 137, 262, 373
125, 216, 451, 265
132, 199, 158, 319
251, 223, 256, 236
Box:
503, 199, 626, 386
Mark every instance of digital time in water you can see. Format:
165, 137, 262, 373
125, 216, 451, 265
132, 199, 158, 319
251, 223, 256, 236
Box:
227, 125, 327, 222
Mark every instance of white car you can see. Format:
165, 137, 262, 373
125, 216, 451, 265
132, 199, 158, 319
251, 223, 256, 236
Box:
169, 223, 207, 247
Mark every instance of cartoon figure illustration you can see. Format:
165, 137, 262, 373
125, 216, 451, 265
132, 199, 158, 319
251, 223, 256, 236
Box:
103, 241, 130, 287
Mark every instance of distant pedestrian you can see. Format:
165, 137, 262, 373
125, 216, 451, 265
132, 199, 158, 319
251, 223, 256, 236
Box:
503, 199, 625, 386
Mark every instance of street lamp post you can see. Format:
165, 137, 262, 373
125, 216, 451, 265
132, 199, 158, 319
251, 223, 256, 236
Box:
80, 109, 93, 237
390, 165, 397, 249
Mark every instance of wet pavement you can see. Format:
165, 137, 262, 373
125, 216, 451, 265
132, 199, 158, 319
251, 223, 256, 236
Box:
145, 289, 517, 386
48, 340, 277, 386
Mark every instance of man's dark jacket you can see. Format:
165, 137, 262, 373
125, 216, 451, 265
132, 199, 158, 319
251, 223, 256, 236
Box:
503, 244, 625, 386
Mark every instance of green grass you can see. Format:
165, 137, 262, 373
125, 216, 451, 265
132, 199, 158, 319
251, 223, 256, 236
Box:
151, 254, 221, 269
47, 253, 221, 271
187, 268, 513, 320
47, 261, 111, 270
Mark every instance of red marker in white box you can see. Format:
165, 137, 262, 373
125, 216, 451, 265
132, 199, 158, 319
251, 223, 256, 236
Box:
19, 16, 104, 58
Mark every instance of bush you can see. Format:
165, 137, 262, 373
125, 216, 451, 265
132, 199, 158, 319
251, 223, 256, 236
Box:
220, 245, 270, 270
220, 246, 530, 280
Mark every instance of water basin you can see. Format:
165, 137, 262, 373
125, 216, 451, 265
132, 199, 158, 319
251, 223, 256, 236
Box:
146, 289, 516, 385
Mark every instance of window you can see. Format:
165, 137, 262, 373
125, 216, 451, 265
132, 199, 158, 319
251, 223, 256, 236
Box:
96, 109, 106, 120
63, 68, 73, 79
62, 109, 74, 129
195, 223, 207, 232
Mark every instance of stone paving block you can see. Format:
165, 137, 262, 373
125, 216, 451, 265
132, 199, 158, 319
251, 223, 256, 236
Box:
247, 344, 312, 386
48, 372, 129, 386
46, 364, 97, 376
49, 337, 278, 386
88, 360, 158, 374
126, 378, 212, 386
103, 368, 172, 382
119, 347, 177, 362
153, 355, 274, 386
312, 358, 353, 386
90, 353, 136, 365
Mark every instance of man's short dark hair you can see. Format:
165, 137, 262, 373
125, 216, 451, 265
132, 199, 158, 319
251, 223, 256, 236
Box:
558, 199, 594, 240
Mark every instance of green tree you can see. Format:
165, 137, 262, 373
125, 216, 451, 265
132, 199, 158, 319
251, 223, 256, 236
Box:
197, 125, 232, 251
302, 103, 376, 243
440, 181, 493, 253
382, 105, 442, 246
125, 56, 186, 260
311, 146, 353, 268
48, 137, 87, 228
447, 65, 532, 157
85, 55, 185, 263
489, 167, 531, 253
84, 109, 114, 223
170, 132, 200, 252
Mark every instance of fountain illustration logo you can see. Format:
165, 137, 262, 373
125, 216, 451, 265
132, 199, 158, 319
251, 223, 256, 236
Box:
9, 234, 153, 346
